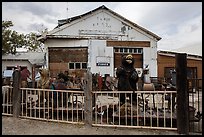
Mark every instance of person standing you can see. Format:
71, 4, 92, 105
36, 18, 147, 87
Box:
116, 54, 139, 105
20, 67, 31, 88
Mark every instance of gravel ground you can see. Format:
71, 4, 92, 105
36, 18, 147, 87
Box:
2, 116, 180, 135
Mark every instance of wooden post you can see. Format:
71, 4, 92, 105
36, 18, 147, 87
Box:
176, 53, 189, 134
84, 67, 92, 127
12, 69, 21, 118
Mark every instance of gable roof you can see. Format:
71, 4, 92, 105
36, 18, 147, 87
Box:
50, 5, 161, 41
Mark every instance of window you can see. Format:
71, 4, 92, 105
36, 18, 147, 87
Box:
114, 48, 143, 54
75, 63, 81, 69
6, 66, 16, 70
82, 63, 87, 69
129, 48, 133, 53
138, 48, 142, 54
69, 62, 87, 69
69, 63, 74, 69
134, 48, 137, 53
120, 48, 123, 53
114, 48, 119, 52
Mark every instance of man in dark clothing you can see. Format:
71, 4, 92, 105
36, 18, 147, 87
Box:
116, 54, 139, 105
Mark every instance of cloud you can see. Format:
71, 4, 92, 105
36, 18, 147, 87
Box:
158, 13, 202, 50
2, 2, 60, 33
2, 2, 202, 51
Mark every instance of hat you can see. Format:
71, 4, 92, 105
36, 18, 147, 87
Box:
126, 54, 133, 60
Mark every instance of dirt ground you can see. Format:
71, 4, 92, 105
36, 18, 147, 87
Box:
2, 116, 181, 135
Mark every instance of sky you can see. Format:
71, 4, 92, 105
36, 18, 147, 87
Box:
2, 2, 202, 52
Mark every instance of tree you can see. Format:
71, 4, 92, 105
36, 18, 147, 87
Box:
2, 20, 19, 54
24, 32, 45, 52
2, 20, 45, 55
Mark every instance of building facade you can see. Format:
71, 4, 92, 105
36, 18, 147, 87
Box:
2, 52, 45, 85
38, 5, 161, 78
157, 50, 202, 88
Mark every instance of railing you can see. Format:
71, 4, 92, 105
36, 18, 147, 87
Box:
2, 80, 202, 133
2, 87, 85, 125
20, 88, 85, 124
2, 86, 13, 116
188, 78, 202, 133
92, 90, 177, 130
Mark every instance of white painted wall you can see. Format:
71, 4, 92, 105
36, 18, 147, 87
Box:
45, 8, 159, 77
50, 10, 154, 42
143, 40, 158, 77
88, 40, 114, 77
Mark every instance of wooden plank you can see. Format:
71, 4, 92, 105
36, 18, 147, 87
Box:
107, 41, 150, 47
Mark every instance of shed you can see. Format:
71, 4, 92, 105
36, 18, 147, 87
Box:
2, 51, 46, 86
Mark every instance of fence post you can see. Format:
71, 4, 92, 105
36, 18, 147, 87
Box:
12, 69, 21, 118
176, 53, 189, 134
84, 68, 92, 127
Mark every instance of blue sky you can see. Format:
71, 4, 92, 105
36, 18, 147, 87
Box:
2, 2, 202, 51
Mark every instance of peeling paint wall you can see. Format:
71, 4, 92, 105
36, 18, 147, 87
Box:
88, 40, 114, 77
45, 8, 159, 77
51, 10, 154, 42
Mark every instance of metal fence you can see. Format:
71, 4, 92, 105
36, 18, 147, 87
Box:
21, 88, 85, 124
188, 78, 202, 133
2, 86, 177, 130
2, 87, 85, 125
2, 86, 13, 116
2, 79, 202, 133
92, 90, 177, 130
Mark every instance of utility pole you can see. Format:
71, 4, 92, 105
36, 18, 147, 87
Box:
66, 2, 69, 19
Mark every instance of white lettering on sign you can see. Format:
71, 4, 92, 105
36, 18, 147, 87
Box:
96, 56, 111, 66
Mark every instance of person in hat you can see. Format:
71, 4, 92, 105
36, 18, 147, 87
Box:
116, 54, 139, 105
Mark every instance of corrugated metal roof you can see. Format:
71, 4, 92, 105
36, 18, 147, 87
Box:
2, 52, 45, 65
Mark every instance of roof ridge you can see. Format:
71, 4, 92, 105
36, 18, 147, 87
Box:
51, 5, 161, 41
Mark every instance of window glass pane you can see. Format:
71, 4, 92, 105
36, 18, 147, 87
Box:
75, 63, 81, 69
134, 48, 137, 53
129, 48, 133, 53
114, 48, 119, 52
69, 63, 74, 69
124, 48, 128, 53
138, 48, 142, 53
82, 63, 87, 69
120, 48, 123, 53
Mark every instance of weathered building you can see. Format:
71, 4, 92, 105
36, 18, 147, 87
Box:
2, 51, 46, 84
157, 50, 202, 88
38, 5, 161, 78
157, 50, 202, 79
